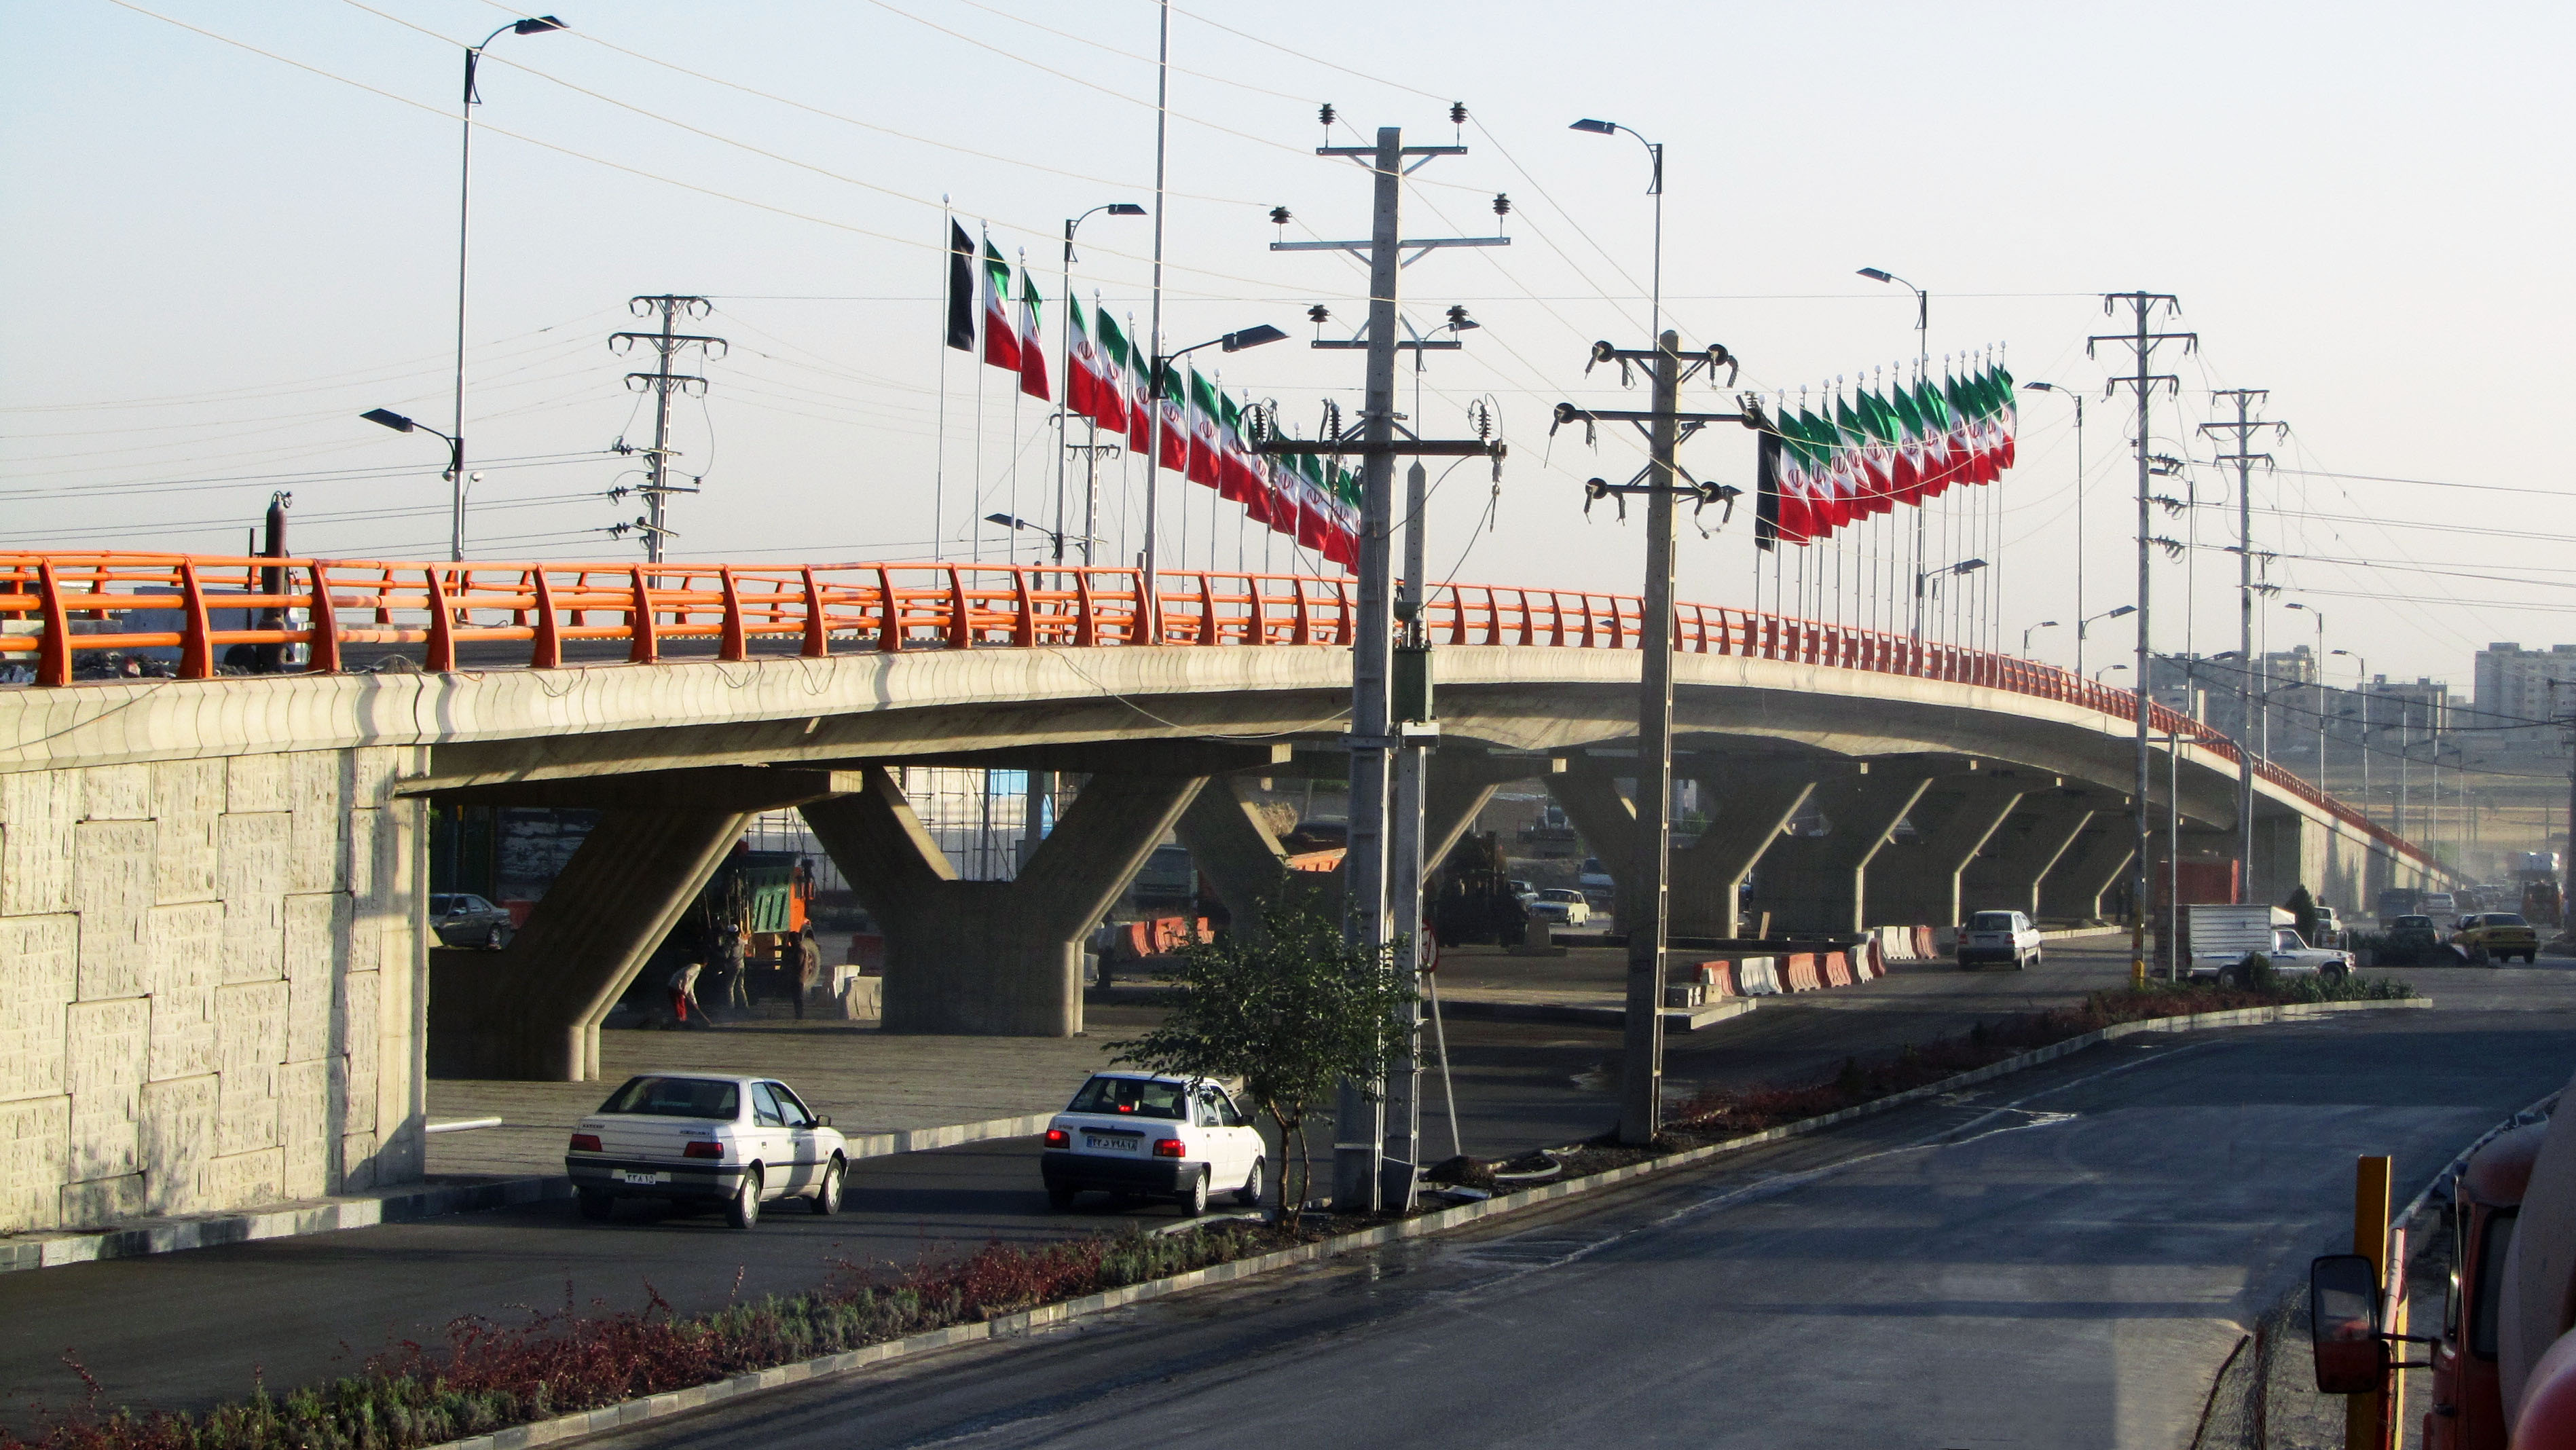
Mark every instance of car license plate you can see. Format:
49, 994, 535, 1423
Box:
1084, 1134, 1140, 1153
614, 1170, 669, 1185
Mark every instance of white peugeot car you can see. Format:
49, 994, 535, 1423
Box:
564, 1073, 848, 1229
1526, 888, 1592, 927
1957, 909, 2044, 970
1040, 1072, 1265, 1216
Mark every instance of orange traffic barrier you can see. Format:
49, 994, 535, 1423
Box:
1781, 953, 1822, 992
1913, 925, 1936, 959
1821, 952, 1854, 988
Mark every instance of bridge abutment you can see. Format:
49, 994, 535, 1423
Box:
0, 745, 426, 1235
805, 767, 1203, 1036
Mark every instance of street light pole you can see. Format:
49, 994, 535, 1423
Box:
2286, 602, 2327, 787
2024, 382, 2084, 670
1057, 203, 1145, 565
452, 16, 565, 562
2334, 650, 2370, 823
1862, 268, 1931, 649
2024, 620, 2060, 656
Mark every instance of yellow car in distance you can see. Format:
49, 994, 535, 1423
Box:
2451, 912, 2540, 965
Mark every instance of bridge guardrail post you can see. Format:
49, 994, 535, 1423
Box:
306, 561, 340, 674
424, 568, 458, 673
625, 566, 656, 665
799, 568, 830, 658
34, 561, 70, 686
530, 570, 562, 668
718, 568, 749, 662
945, 567, 971, 650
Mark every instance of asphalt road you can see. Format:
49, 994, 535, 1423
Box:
2, 944, 2564, 1431
574, 1006, 2576, 1450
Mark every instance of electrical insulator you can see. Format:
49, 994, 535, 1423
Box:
1447, 304, 1471, 330
1270, 206, 1291, 227
1450, 102, 1468, 126
1308, 303, 1331, 325
1492, 192, 1511, 219
1318, 103, 1336, 128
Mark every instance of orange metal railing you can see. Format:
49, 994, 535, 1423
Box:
0, 551, 2429, 867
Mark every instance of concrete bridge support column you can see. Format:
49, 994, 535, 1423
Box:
1545, 773, 1640, 927
805, 766, 1204, 1036
2249, 812, 2325, 908
2039, 819, 2138, 923
1960, 797, 2097, 920
1668, 774, 1816, 939
1742, 769, 1934, 938
1864, 781, 2029, 931
432, 808, 751, 1082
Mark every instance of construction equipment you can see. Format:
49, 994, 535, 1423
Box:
696, 846, 822, 1018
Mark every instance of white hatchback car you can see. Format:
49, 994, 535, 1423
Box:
1957, 910, 2043, 970
1526, 889, 1593, 927
564, 1073, 848, 1229
1041, 1072, 1265, 1216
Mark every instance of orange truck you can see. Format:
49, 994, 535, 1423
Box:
2312, 1081, 2576, 1448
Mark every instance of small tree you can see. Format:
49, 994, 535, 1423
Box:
2284, 884, 2321, 946
1109, 893, 1415, 1223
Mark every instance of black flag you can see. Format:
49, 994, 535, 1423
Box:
945, 221, 975, 352
1754, 428, 1781, 552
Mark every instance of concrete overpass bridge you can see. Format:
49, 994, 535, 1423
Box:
0, 552, 2444, 1235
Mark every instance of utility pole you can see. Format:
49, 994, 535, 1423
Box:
1553, 339, 1747, 1146
610, 295, 724, 563
2091, 293, 2194, 987
1260, 123, 1505, 1212
2202, 390, 2284, 901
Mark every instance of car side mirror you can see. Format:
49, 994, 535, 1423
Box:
2311, 1253, 2387, 1394
814, 1115, 831, 1128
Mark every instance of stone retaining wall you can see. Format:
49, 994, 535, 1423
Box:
0, 746, 426, 1234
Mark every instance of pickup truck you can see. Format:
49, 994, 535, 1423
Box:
2184, 903, 2355, 985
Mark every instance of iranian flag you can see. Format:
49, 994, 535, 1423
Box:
1268, 454, 1303, 540
1801, 406, 1854, 530
1186, 368, 1223, 487
1155, 362, 1190, 472
1890, 382, 1930, 504
978, 239, 1017, 373
1090, 307, 1132, 436
1866, 389, 1917, 503
1015, 263, 1049, 401
1913, 377, 1954, 496
1218, 394, 1267, 521
1065, 297, 1101, 423
1295, 453, 1329, 551
1836, 396, 1887, 516
1994, 362, 2018, 469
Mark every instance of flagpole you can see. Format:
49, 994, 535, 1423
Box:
936, 198, 951, 563
1140, 0, 1171, 635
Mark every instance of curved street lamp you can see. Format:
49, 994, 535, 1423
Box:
447, 15, 567, 560
2025, 379, 2089, 669
1054, 202, 1147, 565
1570, 119, 1663, 337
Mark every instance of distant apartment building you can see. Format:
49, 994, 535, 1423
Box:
2473, 643, 2576, 735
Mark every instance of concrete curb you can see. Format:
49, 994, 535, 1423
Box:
1433, 997, 1756, 1033
424, 995, 2427, 1450
0, 1174, 573, 1274
0, 1111, 1067, 1275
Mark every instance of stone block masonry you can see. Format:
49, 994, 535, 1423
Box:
0, 747, 426, 1235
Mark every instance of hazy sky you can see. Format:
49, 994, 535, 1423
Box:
7, 1, 2572, 687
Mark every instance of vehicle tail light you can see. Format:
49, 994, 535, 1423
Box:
682, 1140, 724, 1159
1044, 1128, 1069, 1149
1153, 1138, 1185, 1159
568, 1133, 602, 1153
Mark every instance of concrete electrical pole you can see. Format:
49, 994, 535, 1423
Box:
1262, 123, 1505, 1212
2201, 390, 2284, 900
610, 295, 724, 563
1552, 338, 1748, 1146
2090, 294, 2194, 987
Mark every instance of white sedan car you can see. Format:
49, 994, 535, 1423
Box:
1526, 889, 1592, 927
1041, 1072, 1265, 1216
564, 1073, 848, 1228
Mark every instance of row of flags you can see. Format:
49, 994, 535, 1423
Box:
944, 223, 1363, 570
1753, 360, 2019, 548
